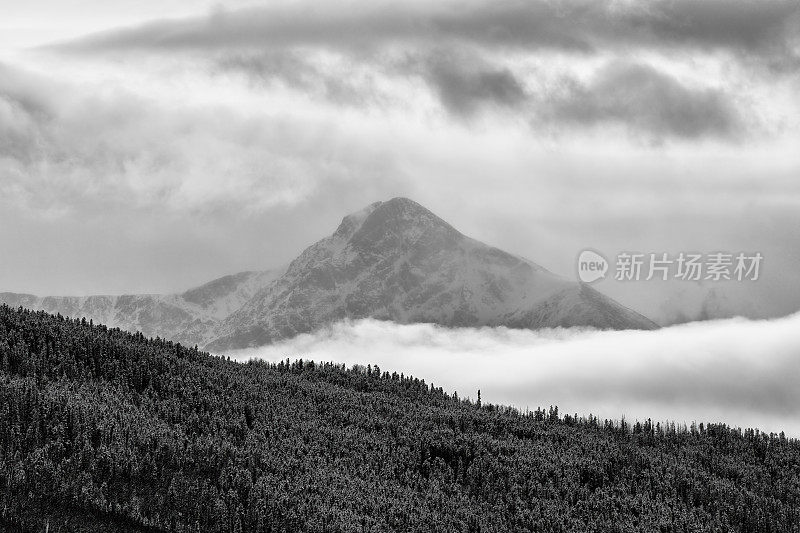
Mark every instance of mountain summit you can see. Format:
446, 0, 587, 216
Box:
1, 198, 656, 350
334, 198, 458, 240
207, 198, 657, 349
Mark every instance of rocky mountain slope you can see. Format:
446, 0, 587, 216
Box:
207, 198, 656, 350
1, 197, 656, 350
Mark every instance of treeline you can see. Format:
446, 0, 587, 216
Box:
0, 304, 798, 532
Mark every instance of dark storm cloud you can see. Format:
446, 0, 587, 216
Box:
640, 0, 800, 72
57, 0, 800, 67
420, 51, 528, 117
543, 62, 743, 140
215, 48, 741, 138
215, 48, 530, 117
54, 2, 595, 52
48, 0, 786, 137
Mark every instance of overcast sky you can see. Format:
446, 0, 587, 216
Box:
1, 0, 799, 324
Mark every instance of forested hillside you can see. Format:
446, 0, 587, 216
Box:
1, 305, 798, 532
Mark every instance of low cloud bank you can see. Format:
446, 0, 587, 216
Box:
227, 313, 800, 436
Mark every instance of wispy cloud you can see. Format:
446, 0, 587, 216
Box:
0, 61, 396, 217
228, 313, 800, 436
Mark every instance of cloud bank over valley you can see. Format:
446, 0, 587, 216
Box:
229, 313, 800, 436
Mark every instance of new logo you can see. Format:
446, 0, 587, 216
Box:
577, 250, 608, 283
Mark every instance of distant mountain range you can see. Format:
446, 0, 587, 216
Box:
0, 269, 283, 347
1, 198, 656, 350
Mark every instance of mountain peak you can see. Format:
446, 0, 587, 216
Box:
372, 197, 447, 222
334, 197, 461, 246
206, 197, 656, 349
380, 196, 429, 211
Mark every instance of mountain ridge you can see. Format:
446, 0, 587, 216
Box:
0, 197, 657, 350
0, 268, 284, 346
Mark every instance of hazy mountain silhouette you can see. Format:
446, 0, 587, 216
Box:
0, 269, 283, 346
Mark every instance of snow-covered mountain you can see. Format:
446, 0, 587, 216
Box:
207, 198, 656, 350
1, 198, 656, 350
0, 269, 282, 346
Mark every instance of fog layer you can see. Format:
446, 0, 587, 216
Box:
228, 313, 800, 436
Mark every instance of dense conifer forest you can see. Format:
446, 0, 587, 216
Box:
1, 304, 799, 532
